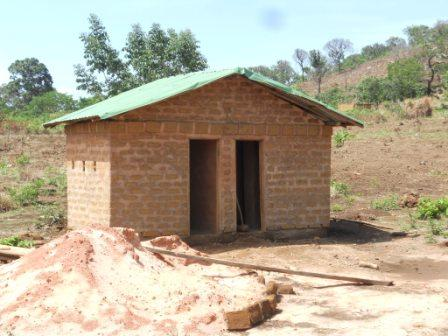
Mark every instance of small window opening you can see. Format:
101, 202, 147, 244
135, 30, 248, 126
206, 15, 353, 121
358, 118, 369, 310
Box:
82, 161, 86, 172
71, 161, 75, 169
93, 161, 97, 172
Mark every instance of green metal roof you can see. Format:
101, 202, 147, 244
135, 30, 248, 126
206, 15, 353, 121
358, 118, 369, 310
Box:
44, 67, 363, 127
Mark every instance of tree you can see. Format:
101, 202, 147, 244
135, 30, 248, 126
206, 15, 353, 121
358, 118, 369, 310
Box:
25, 91, 77, 115
387, 57, 425, 100
405, 21, 448, 95
293, 48, 309, 79
361, 43, 389, 59
307, 50, 329, 94
324, 38, 353, 71
250, 61, 298, 85
385, 36, 407, 49
74, 14, 131, 97
75, 14, 208, 96
356, 77, 387, 107
2, 58, 53, 107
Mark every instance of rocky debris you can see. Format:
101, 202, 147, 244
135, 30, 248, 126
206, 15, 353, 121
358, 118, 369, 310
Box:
0, 227, 267, 335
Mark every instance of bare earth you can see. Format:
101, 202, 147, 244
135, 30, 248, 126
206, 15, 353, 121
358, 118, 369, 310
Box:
1, 115, 448, 334
201, 233, 448, 335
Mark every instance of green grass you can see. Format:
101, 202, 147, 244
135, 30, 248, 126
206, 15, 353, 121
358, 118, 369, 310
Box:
331, 204, 345, 212
330, 180, 351, 197
37, 204, 66, 229
371, 194, 400, 211
417, 197, 448, 219
0, 236, 34, 248
333, 129, 355, 148
15, 153, 30, 166
7, 178, 44, 206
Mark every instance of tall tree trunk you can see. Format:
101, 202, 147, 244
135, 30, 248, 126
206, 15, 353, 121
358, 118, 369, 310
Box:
426, 56, 436, 96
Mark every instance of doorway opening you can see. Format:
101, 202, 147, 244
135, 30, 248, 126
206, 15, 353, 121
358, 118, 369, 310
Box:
189, 140, 218, 234
236, 140, 261, 231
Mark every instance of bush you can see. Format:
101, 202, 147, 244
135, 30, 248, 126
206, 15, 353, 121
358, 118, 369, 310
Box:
0, 236, 34, 248
38, 205, 66, 229
417, 197, 448, 219
25, 90, 76, 116
356, 77, 388, 107
45, 167, 67, 194
387, 58, 426, 101
316, 87, 348, 108
0, 194, 15, 212
7, 178, 44, 206
371, 195, 400, 211
333, 129, 354, 147
330, 180, 350, 197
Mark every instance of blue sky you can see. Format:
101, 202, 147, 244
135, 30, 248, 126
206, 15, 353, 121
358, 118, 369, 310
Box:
0, 0, 446, 97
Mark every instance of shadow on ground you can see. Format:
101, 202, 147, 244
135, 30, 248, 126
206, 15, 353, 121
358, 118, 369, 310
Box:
195, 218, 402, 254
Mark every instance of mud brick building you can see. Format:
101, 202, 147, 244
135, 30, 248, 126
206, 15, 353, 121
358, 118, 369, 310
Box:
46, 68, 362, 238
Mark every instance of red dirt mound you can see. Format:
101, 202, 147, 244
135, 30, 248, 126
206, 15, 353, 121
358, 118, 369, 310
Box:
0, 227, 265, 335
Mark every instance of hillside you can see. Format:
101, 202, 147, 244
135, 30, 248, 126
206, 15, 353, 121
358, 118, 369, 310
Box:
299, 49, 414, 95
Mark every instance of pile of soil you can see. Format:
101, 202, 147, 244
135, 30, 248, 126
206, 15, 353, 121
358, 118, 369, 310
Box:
0, 227, 266, 335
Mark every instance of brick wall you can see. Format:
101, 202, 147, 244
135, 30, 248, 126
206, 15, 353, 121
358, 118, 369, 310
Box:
66, 75, 332, 236
65, 126, 111, 228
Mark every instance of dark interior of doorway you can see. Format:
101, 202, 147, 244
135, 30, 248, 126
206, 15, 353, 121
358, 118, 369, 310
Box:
189, 140, 217, 234
236, 140, 261, 231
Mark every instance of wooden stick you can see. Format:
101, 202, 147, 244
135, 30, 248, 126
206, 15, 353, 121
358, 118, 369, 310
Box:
145, 246, 394, 286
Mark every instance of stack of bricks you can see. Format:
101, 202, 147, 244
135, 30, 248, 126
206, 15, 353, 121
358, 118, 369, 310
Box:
65, 75, 332, 236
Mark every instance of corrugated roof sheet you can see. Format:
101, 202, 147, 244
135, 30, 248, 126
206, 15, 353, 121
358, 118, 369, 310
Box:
44, 67, 363, 127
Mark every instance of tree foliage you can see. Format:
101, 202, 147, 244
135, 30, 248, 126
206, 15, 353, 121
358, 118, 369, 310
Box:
307, 50, 329, 94
0, 58, 53, 107
405, 21, 448, 95
387, 57, 425, 100
25, 91, 77, 115
75, 14, 208, 97
250, 60, 298, 85
324, 38, 353, 71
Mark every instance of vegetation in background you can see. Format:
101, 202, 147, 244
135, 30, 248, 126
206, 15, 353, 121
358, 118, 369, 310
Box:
371, 195, 400, 211
0, 236, 34, 248
75, 14, 208, 97
0, 194, 15, 212
333, 129, 354, 147
250, 60, 298, 85
0, 58, 53, 108
7, 178, 44, 206
324, 38, 353, 72
317, 87, 349, 108
330, 180, 351, 198
405, 21, 448, 95
417, 197, 448, 219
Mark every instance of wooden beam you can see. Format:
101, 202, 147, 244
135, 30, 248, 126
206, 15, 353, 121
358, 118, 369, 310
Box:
145, 246, 394, 286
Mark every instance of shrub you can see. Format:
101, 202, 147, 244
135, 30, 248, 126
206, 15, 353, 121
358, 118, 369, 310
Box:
25, 90, 76, 116
38, 205, 66, 229
417, 197, 448, 219
333, 129, 354, 147
0, 194, 15, 212
330, 180, 350, 197
371, 195, 400, 211
7, 178, 44, 206
0, 236, 34, 248
356, 77, 388, 107
316, 87, 348, 108
386, 58, 426, 101
428, 219, 447, 236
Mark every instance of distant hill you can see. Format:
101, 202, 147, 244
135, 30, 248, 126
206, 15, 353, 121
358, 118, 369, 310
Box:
298, 49, 414, 95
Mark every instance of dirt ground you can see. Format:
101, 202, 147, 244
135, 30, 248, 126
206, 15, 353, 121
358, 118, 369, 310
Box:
200, 230, 448, 335
1, 115, 448, 334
